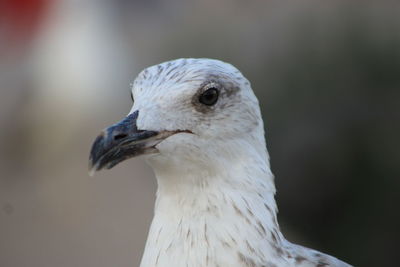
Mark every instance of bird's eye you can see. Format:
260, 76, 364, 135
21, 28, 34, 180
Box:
199, 88, 219, 106
130, 92, 134, 103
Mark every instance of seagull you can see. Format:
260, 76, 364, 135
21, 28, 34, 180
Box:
89, 58, 352, 267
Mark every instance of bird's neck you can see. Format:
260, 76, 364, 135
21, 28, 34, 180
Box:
140, 142, 287, 267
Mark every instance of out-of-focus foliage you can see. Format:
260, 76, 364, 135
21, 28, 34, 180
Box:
0, 1, 399, 267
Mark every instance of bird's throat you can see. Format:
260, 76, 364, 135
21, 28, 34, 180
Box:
140, 164, 283, 267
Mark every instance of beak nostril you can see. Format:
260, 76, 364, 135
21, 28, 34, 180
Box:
114, 133, 127, 141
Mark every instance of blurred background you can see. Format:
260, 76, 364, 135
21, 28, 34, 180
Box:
1, 0, 399, 266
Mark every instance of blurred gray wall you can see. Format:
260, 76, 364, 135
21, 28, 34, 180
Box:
1, 0, 399, 266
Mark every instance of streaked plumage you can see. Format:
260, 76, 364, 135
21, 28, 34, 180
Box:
89, 58, 352, 267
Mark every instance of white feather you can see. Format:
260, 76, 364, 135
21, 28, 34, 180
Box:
128, 58, 351, 267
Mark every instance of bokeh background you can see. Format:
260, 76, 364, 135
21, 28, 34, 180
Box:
1, 0, 399, 266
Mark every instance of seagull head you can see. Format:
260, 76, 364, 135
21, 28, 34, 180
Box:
89, 58, 266, 176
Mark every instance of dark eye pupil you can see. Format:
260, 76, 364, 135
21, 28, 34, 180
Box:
199, 88, 219, 106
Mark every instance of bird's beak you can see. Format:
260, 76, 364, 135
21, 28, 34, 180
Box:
89, 110, 167, 175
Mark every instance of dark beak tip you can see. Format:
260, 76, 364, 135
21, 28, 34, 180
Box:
88, 111, 160, 175
88, 156, 98, 176
88, 134, 105, 176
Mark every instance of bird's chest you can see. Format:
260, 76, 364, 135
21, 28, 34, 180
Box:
139, 182, 283, 267
139, 213, 279, 267
140, 222, 247, 267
